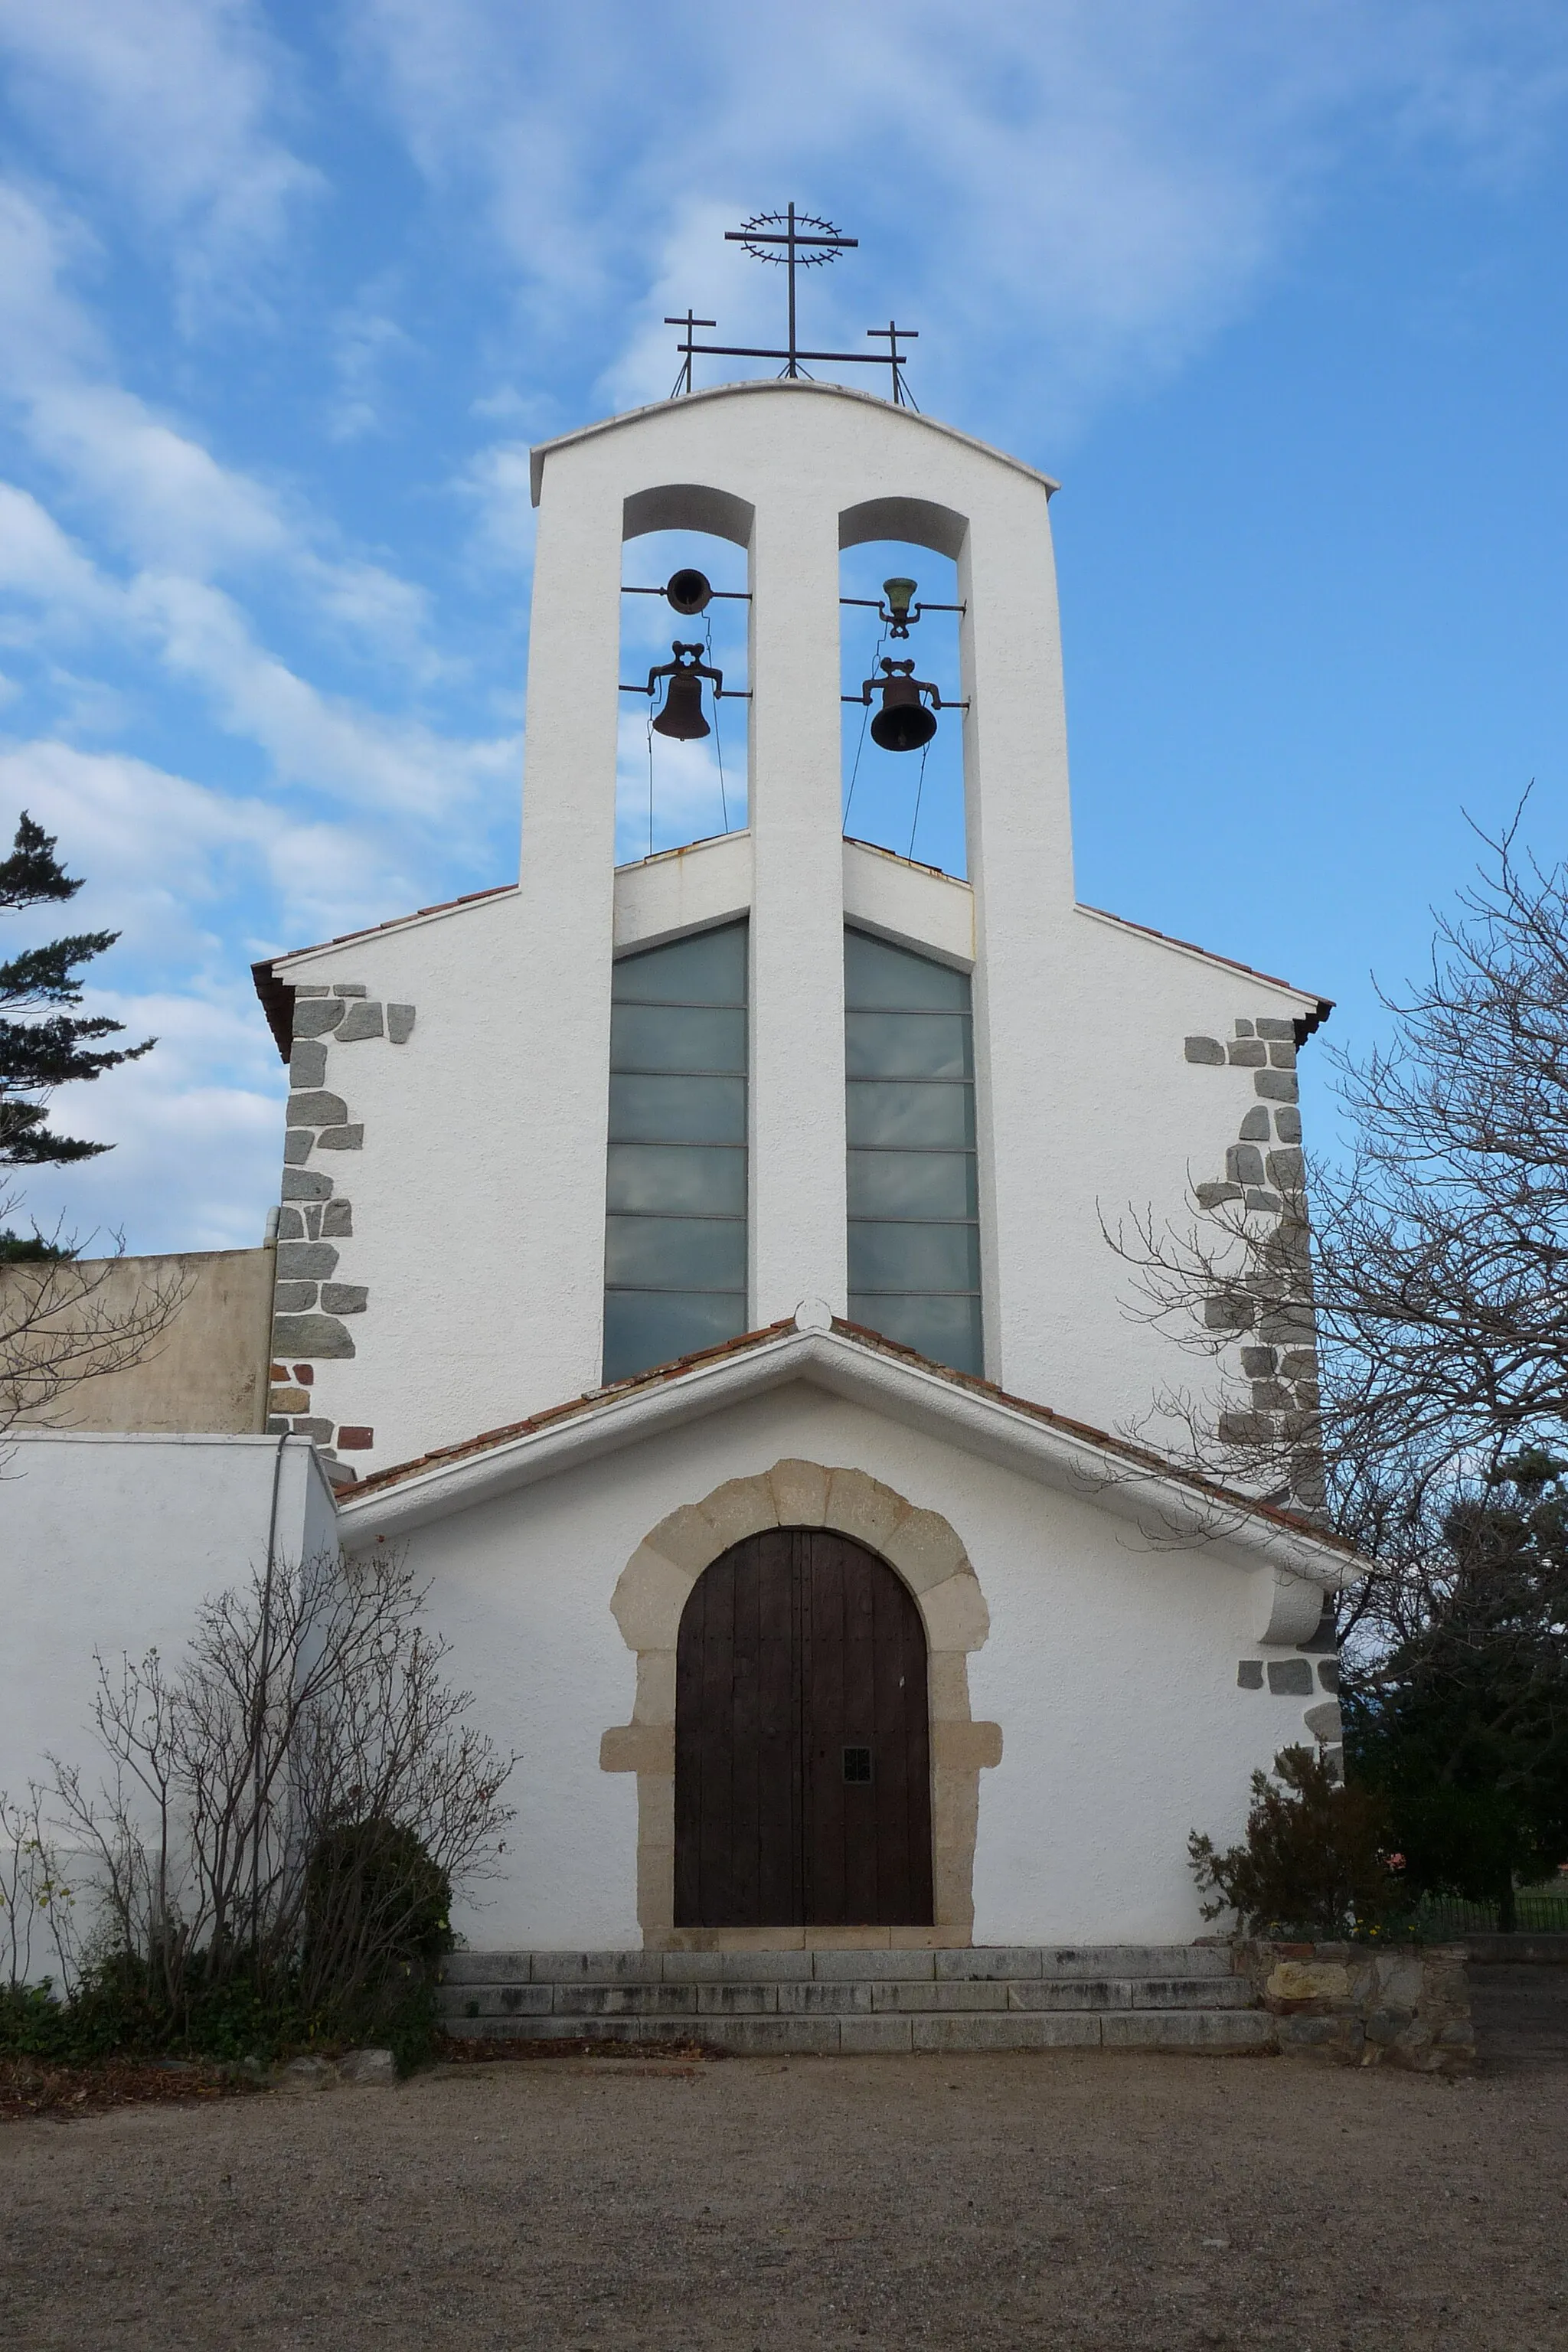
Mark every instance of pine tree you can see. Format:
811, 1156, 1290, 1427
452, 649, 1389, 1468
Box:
0, 812, 153, 1172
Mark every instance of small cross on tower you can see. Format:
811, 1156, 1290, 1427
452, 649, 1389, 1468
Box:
665, 210, 921, 408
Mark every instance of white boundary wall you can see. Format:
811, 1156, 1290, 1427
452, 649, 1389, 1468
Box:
0, 1433, 337, 1808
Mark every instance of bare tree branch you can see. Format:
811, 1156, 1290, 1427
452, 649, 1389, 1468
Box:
1103, 799, 1568, 1645
0, 1193, 191, 1439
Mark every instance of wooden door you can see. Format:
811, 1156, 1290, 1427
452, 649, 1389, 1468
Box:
674, 1527, 933, 1927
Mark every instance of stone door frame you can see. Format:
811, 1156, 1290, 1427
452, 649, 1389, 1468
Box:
600, 1460, 1002, 1949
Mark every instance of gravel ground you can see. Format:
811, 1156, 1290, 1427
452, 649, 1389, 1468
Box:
2, 1974, 1565, 2352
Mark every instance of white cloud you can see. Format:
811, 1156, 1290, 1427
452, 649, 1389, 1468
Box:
328, 291, 413, 443
2, 982, 287, 1256
0, 737, 458, 960
0, 482, 116, 619
346, 0, 1568, 436
133, 573, 517, 818
0, 187, 447, 671
0, 479, 511, 839
614, 705, 743, 864
457, 441, 539, 574
0, 0, 319, 311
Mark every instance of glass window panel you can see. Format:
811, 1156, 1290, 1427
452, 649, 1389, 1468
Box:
609, 1072, 747, 1145
847, 1149, 978, 1220
847, 1220, 982, 1295
845, 1080, 975, 1149
847, 1293, 985, 1378
612, 923, 747, 1007
603, 1291, 747, 1384
610, 1002, 746, 1075
844, 929, 970, 1011
607, 1143, 746, 1217
606, 1214, 747, 1292
845, 1011, 971, 1081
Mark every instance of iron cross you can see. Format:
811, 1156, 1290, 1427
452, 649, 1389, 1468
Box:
725, 205, 858, 376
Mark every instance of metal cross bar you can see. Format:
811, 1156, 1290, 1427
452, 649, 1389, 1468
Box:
622, 586, 751, 601
866, 321, 919, 407
840, 695, 969, 707
841, 598, 966, 616
619, 683, 752, 697
665, 311, 717, 398
724, 204, 858, 373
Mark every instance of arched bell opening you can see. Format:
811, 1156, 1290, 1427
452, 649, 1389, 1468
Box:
673, 1526, 934, 1930
619, 498, 752, 864
838, 511, 967, 879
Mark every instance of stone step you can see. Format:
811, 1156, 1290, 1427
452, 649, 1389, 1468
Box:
437, 2007, 1276, 2056
439, 1975, 1258, 2022
440, 1944, 1239, 1988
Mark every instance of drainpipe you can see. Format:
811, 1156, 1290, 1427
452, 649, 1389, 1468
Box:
256, 1205, 280, 1434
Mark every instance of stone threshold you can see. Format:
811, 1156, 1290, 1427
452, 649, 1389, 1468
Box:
646, 1926, 973, 1952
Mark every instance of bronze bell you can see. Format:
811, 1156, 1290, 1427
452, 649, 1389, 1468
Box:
648, 641, 722, 740
867, 658, 939, 753
652, 666, 710, 740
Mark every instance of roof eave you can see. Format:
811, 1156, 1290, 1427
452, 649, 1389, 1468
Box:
338, 1324, 1361, 1592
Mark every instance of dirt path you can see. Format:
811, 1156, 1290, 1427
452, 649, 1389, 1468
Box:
2, 1999, 1565, 2350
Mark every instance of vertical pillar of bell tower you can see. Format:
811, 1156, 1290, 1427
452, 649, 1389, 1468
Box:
747, 439, 849, 1328
508, 459, 624, 1404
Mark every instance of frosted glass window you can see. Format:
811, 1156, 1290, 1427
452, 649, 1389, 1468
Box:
604, 922, 748, 1383
844, 929, 982, 1378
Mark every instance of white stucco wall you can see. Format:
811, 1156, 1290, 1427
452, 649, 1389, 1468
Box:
263, 378, 1325, 1484
340, 1380, 1334, 1951
0, 1433, 336, 1809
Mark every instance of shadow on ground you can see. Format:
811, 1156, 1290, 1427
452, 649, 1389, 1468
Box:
1468, 1962, 1568, 2075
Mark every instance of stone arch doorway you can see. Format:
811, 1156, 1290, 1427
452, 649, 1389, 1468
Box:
601, 1461, 1001, 1948
675, 1528, 933, 1929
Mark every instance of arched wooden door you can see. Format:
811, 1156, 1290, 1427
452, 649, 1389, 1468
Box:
674, 1527, 933, 1927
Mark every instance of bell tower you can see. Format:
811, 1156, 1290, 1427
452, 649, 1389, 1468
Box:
514, 374, 1070, 1407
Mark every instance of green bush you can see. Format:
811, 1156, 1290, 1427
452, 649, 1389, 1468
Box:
2, 1820, 455, 2075
1189, 1746, 1409, 1940
302, 1816, 454, 2072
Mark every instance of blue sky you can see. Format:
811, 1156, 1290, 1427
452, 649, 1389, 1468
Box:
1, 1, 1565, 1253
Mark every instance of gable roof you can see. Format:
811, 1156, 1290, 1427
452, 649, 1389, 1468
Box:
528, 377, 1060, 506
338, 1310, 1361, 1593
250, 886, 518, 1061
1076, 905, 1333, 1036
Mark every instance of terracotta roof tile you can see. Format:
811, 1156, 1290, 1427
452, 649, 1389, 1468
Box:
347, 1313, 1354, 1558
1076, 903, 1333, 1031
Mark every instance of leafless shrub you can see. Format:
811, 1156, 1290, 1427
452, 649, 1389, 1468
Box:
52, 1549, 514, 2034
0, 1784, 81, 1995
0, 1195, 190, 1440
1106, 806, 1568, 1645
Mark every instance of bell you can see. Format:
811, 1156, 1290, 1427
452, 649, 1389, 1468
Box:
666, 567, 713, 616
870, 662, 938, 753
882, 577, 918, 635
652, 666, 710, 740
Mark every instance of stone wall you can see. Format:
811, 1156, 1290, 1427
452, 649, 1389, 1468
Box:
1182, 1015, 1315, 1462
1184, 1017, 1344, 1776
1230, 1939, 1474, 2072
267, 980, 415, 1482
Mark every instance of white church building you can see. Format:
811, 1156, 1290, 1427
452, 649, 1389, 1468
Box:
243, 377, 1352, 1952
5, 375, 1355, 1965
